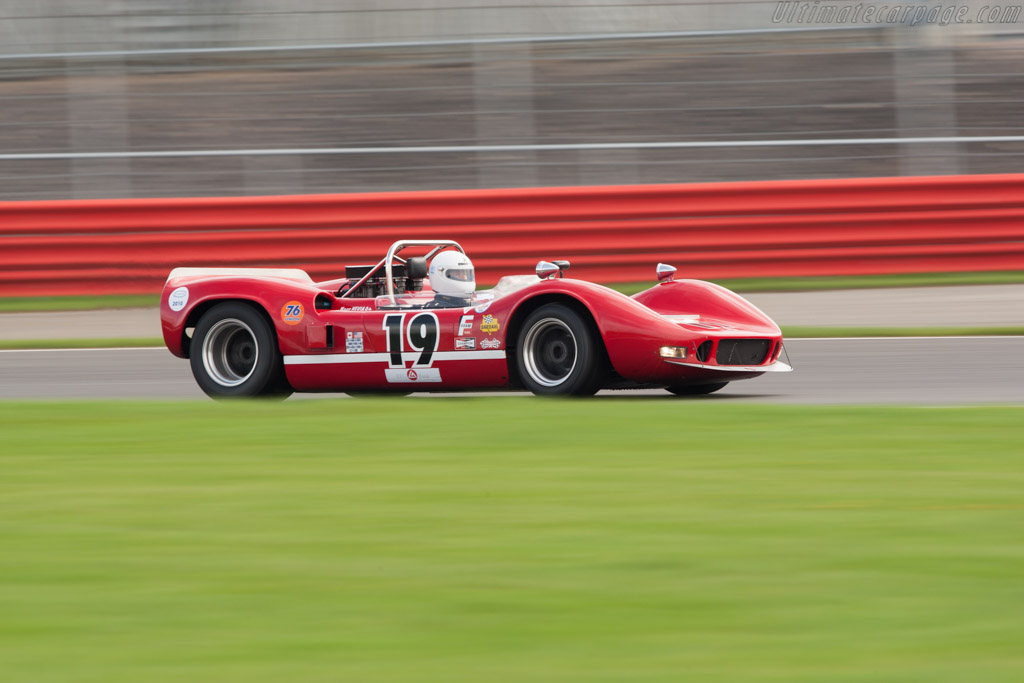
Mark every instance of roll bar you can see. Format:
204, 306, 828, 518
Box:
339, 239, 465, 305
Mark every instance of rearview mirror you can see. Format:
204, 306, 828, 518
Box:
536, 261, 559, 279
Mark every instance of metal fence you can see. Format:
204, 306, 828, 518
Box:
1, 2, 1024, 199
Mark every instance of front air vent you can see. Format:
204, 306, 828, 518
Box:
716, 339, 771, 366
315, 294, 333, 310
695, 340, 713, 363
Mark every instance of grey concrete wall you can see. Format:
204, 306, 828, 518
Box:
4, 1, 1019, 55
0, 1, 804, 53
1, 2, 1022, 198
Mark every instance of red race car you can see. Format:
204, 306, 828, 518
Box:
161, 239, 790, 399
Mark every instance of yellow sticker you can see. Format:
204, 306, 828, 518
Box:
480, 314, 500, 335
281, 301, 304, 325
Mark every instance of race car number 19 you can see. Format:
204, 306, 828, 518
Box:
383, 313, 439, 367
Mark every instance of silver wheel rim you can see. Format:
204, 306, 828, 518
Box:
202, 318, 259, 387
522, 318, 578, 387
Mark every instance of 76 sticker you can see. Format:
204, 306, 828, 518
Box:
281, 301, 304, 325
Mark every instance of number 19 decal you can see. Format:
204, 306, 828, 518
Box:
383, 313, 439, 367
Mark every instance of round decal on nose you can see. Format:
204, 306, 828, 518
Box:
281, 301, 304, 325
168, 287, 189, 312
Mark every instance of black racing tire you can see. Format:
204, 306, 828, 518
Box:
189, 302, 292, 399
516, 303, 605, 396
666, 382, 729, 396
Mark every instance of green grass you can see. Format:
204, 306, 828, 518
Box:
608, 270, 1024, 296
2, 399, 1023, 682
0, 294, 157, 313
2, 271, 1022, 312
0, 337, 164, 350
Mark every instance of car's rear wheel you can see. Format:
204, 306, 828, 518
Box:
666, 382, 729, 396
190, 302, 292, 399
516, 303, 605, 396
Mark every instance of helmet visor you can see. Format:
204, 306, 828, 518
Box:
446, 268, 474, 283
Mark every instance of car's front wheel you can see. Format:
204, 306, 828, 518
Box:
516, 303, 605, 396
189, 302, 291, 399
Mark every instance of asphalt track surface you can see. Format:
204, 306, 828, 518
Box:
1, 337, 1022, 403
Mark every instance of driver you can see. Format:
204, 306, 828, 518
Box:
424, 250, 475, 308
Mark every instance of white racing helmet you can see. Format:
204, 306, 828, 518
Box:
429, 250, 475, 299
